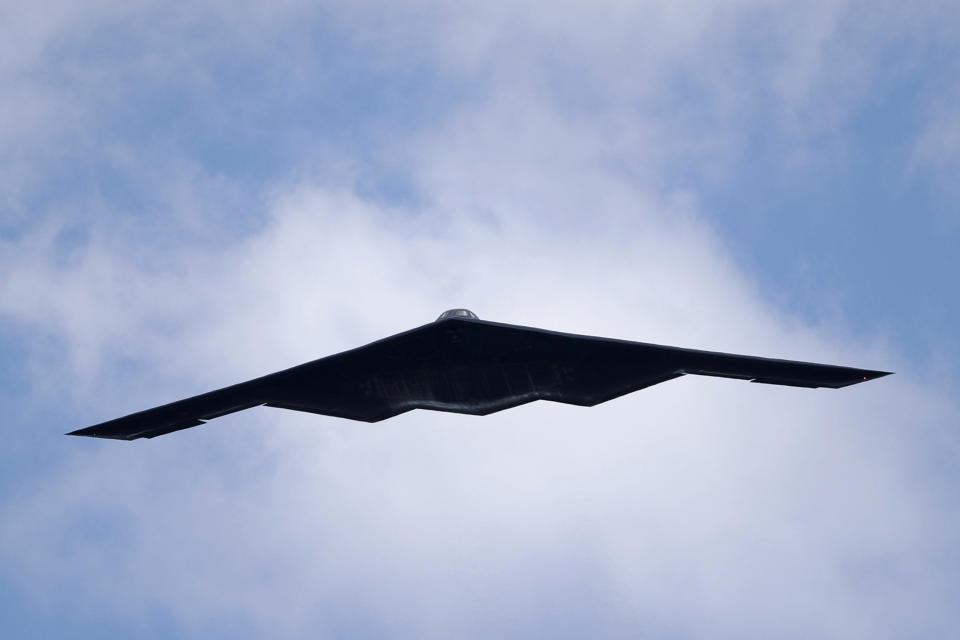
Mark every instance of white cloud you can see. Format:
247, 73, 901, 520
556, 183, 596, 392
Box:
1, 1, 958, 638
3, 173, 955, 638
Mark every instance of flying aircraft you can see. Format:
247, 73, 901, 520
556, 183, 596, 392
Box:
68, 309, 891, 440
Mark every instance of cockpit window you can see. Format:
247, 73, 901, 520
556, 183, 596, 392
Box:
437, 308, 479, 321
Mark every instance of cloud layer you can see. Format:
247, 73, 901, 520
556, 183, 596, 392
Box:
1, 1, 958, 638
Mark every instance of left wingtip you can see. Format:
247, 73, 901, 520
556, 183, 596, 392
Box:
65, 427, 127, 440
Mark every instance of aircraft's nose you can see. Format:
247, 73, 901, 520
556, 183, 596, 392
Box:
437, 308, 479, 321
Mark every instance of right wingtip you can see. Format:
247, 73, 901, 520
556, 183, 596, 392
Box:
854, 370, 893, 385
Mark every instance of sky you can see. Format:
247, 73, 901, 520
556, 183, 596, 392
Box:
0, 1, 958, 637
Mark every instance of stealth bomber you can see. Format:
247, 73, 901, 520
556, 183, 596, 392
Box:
68, 309, 890, 440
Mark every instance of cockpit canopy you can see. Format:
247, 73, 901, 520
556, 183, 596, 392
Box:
437, 308, 479, 321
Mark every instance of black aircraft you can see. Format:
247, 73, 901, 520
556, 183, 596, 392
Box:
68, 309, 890, 440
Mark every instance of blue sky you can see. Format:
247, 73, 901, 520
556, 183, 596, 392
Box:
1, 1, 958, 638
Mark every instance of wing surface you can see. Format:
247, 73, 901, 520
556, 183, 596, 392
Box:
67, 380, 271, 440
68, 317, 890, 440
67, 321, 445, 439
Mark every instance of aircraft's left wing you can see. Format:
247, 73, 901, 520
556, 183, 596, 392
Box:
67, 322, 446, 439
66, 377, 274, 440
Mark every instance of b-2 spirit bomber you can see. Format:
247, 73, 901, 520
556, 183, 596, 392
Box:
69, 309, 890, 440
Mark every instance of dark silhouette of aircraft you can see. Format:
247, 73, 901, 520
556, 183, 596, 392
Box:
68, 309, 891, 440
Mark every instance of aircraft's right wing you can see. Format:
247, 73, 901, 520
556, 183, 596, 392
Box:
428, 320, 892, 409
666, 345, 892, 388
